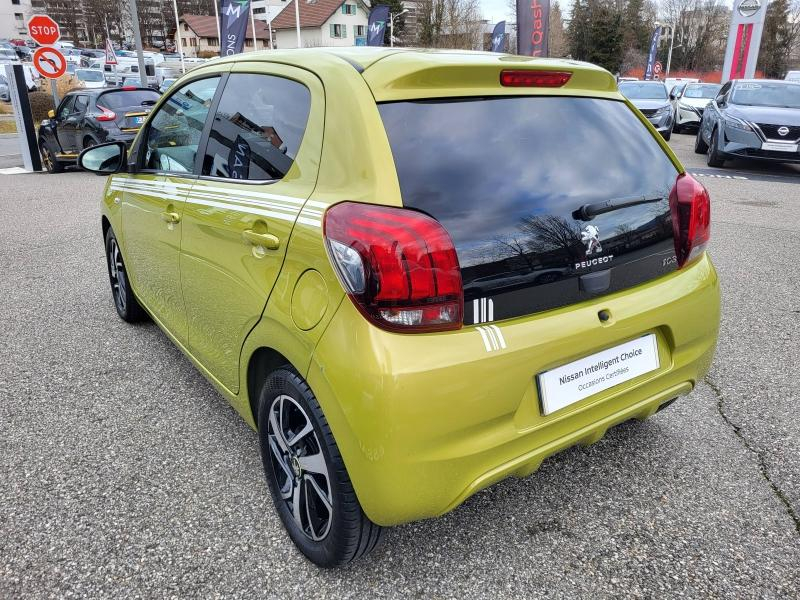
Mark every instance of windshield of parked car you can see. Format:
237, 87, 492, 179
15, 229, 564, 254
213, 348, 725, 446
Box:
98, 89, 160, 109
0, 49, 17, 60
731, 82, 800, 109
76, 69, 104, 82
683, 84, 721, 99
618, 82, 668, 100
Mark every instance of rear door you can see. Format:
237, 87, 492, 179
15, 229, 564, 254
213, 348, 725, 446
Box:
117, 76, 222, 346
180, 64, 323, 393
54, 95, 75, 153
67, 94, 90, 149
378, 96, 680, 325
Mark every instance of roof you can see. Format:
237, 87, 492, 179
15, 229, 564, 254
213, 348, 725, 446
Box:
180, 14, 271, 40
270, 0, 364, 31
210, 48, 618, 101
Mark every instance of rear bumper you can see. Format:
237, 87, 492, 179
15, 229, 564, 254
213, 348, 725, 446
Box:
308, 254, 720, 526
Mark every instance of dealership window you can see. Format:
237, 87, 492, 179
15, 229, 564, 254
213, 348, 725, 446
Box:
208, 37, 218, 46
202, 73, 311, 181
15, 13, 24, 25
355, 25, 365, 36
330, 23, 346, 38
341, 3, 356, 14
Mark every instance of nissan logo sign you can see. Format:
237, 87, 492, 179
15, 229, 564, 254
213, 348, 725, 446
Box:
738, 0, 761, 17
778, 126, 790, 136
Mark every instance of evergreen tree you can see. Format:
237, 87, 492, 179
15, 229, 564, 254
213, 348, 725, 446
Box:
758, 0, 792, 77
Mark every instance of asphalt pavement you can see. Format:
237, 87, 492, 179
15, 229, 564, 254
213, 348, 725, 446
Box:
1, 134, 799, 598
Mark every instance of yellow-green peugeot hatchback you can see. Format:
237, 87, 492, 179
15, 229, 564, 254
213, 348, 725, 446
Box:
80, 48, 719, 568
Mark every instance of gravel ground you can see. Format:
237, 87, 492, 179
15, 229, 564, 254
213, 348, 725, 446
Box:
1, 138, 799, 598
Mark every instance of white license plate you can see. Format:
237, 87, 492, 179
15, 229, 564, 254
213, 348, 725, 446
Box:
761, 142, 798, 152
132, 116, 145, 125
537, 334, 660, 415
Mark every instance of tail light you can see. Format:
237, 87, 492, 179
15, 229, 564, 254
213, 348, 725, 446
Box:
669, 173, 711, 268
324, 202, 463, 333
95, 105, 116, 122
500, 70, 572, 88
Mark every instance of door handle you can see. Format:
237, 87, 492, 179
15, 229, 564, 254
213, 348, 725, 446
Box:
243, 229, 280, 250
161, 211, 180, 224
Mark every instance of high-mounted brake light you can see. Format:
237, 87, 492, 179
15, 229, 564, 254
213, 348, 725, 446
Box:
500, 70, 572, 88
121, 85, 137, 91
669, 173, 711, 268
324, 202, 463, 333
95, 105, 116, 121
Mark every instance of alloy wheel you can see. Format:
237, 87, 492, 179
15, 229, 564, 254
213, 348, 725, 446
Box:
107, 237, 127, 313
40, 145, 53, 171
267, 394, 333, 541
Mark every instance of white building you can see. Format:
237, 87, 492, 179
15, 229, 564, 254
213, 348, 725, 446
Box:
270, 0, 370, 49
252, 0, 291, 24
1, 0, 32, 42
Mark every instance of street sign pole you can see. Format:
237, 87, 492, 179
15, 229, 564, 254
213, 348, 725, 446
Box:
50, 79, 59, 105
127, 0, 149, 87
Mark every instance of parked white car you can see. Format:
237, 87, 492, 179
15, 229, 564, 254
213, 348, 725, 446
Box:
671, 82, 722, 132
73, 68, 107, 89
786, 71, 800, 82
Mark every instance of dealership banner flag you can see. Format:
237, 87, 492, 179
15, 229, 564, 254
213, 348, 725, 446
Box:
516, 0, 549, 56
644, 26, 661, 80
491, 21, 506, 52
219, 0, 251, 56
367, 5, 390, 46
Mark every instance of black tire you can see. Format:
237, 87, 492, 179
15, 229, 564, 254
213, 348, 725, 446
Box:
83, 136, 97, 150
39, 141, 63, 173
672, 121, 681, 134
662, 130, 671, 142
104, 227, 145, 322
694, 127, 709, 154
707, 127, 725, 168
257, 368, 383, 568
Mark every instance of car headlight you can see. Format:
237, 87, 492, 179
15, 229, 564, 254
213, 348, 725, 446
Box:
724, 116, 753, 131
653, 106, 671, 117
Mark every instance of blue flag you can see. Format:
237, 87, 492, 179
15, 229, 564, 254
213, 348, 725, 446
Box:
367, 5, 390, 46
220, 0, 252, 56
490, 21, 506, 52
644, 26, 661, 80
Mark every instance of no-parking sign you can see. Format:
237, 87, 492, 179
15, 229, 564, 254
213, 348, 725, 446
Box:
32, 46, 67, 79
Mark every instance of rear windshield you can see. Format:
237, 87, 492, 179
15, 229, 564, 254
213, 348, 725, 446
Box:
619, 82, 668, 100
380, 96, 679, 323
98, 90, 160, 109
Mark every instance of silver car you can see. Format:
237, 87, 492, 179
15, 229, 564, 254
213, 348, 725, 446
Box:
671, 83, 722, 133
618, 81, 674, 141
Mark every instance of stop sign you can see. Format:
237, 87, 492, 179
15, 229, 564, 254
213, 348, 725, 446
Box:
27, 15, 60, 46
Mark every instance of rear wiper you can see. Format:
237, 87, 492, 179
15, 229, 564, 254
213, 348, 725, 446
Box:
573, 195, 664, 221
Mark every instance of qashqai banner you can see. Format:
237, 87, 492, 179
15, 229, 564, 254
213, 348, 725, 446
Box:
516, 0, 549, 57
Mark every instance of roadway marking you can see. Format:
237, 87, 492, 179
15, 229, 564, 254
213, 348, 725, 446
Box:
690, 168, 800, 184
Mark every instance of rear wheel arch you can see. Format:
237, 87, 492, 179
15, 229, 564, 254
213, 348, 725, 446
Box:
247, 347, 293, 429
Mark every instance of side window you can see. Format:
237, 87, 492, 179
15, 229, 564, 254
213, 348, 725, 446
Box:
202, 73, 311, 181
58, 96, 75, 120
73, 95, 89, 114
143, 76, 220, 174
716, 83, 731, 104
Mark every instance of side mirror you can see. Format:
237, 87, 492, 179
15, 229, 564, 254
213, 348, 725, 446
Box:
47, 109, 55, 118
78, 141, 127, 174
669, 93, 676, 100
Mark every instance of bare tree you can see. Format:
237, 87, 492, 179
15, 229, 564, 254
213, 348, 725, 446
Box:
660, 0, 730, 72
416, 0, 483, 49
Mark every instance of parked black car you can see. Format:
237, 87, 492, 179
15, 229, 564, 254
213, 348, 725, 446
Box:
38, 86, 160, 173
618, 80, 674, 141
696, 79, 800, 167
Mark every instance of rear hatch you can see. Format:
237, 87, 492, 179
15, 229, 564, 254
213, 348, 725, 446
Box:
378, 95, 680, 325
96, 88, 160, 131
